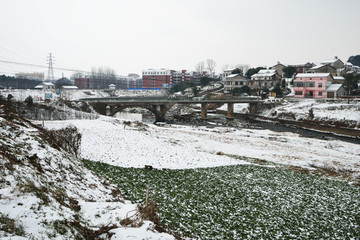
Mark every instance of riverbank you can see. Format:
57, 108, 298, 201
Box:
217, 109, 360, 140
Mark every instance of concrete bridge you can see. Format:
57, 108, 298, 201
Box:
80, 97, 263, 122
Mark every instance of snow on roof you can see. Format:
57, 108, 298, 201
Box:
310, 64, 327, 70
345, 62, 353, 66
326, 84, 343, 92
34, 85, 43, 89
62, 85, 78, 89
251, 69, 276, 78
333, 76, 345, 80
258, 69, 276, 74
295, 73, 331, 78
288, 62, 313, 67
321, 59, 338, 64
226, 74, 239, 78
43, 82, 55, 86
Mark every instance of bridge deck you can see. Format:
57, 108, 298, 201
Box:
79, 97, 262, 104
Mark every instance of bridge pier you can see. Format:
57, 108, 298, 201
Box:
201, 103, 208, 119
226, 103, 234, 120
249, 102, 259, 114
151, 103, 174, 122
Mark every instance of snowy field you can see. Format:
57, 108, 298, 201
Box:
42, 116, 360, 177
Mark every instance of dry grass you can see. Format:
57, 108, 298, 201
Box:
309, 163, 355, 178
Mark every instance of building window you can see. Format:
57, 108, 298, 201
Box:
318, 91, 322, 96
295, 91, 303, 95
305, 82, 315, 87
318, 83, 322, 88
294, 82, 304, 87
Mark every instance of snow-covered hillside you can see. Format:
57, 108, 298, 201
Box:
43, 116, 360, 179
0, 104, 174, 239
263, 99, 360, 124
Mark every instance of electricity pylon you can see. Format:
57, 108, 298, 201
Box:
46, 53, 55, 82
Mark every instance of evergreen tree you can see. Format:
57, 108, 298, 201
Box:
25, 96, 33, 107
347, 55, 360, 67
245, 67, 265, 79
282, 66, 296, 78
272, 83, 283, 97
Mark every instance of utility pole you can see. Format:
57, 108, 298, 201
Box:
46, 53, 55, 82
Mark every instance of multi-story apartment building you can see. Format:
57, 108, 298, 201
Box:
74, 75, 131, 89
15, 72, 45, 81
142, 69, 171, 88
74, 76, 91, 89
293, 73, 334, 98
128, 78, 143, 89
142, 69, 203, 88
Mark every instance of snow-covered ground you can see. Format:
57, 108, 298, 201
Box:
264, 99, 360, 123
0, 107, 174, 239
43, 116, 360, 177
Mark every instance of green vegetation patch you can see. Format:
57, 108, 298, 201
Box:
83, 160, 360, 239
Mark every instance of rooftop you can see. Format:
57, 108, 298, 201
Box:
326, 84, 343, 92
295, 73, 331, 78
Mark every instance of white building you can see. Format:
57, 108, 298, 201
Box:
224, 74, 248, 92
249, 69, 280, 89
34, 82, 55, 90
326, 84, 346, 98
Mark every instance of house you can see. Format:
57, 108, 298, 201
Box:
326, 84, 346, 98
249, 69, 280, 89
293, 73, 334, 99
320, 57, 344, 69
309, 64, 337, 75
221, 69, 236, 82
333, 76, 345, 84
271, 61, 287, 77
224, 74, 248, 92
345, 62, 360, 75
288, 62, 315, 74
34, 82, 55, 90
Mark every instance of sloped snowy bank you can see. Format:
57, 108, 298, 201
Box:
0, 105, 174, 239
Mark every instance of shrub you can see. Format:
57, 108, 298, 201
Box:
24, 96, 33, 107
46, 126, 82, 157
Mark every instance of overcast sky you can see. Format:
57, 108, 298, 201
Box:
0, 0, 359, 78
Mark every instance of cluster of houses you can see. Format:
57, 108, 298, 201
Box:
223, 57, 359, 98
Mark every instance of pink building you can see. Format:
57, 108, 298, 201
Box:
293, 73, 334, 98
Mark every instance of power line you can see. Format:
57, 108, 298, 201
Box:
0, 59, 91, 74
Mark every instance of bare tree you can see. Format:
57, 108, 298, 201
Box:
90, 66, 117, 89
222, 64, 231, 72
195, 61, 205, 75
206, 59, 216, 77
235, 64, 250, 76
